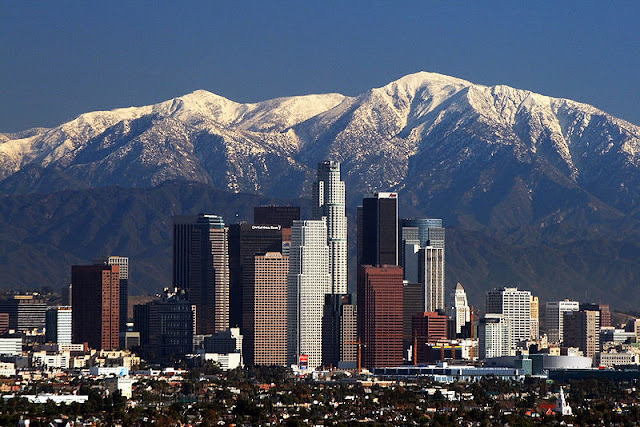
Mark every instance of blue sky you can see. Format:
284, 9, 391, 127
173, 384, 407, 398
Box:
1, 1, 639, 132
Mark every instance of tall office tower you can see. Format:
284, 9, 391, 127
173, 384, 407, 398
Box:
400, 218, 444, 278
485, 287, 531, 349
419, 246, 445, 312
287, 220, 331, 369
71, 264, 120, 350
312, 160, 348, 294
449, 283, 471, 336
358, 265, 404, 368
478, 314, 512, 359
45, 306, 72, 344
95, 256, 129, 337
403, 281, 425, 352
412, 311, 448, 363
243, 252, 289, 366
133, 304, 150, 347
173, 214, 229, 334
322, 294, 357, 368
580, 303, 612, 328
530, 296, 540, 339
545, 300, 580, 344
145, 288, 196, 363
358, 193, 399, 267
400, 218, 445, 248
400, 218, 446, 311
228, 223, 283, 328
0, 295, 47, 332
564, 309, 600, 358
253, 206, 301, 228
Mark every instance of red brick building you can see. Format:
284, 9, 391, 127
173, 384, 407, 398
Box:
412, 311, 448, 363
358, 265, 403, 369
71, 264, 120, 350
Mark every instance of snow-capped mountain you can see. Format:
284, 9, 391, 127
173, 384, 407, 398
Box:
2, 72, 640, 234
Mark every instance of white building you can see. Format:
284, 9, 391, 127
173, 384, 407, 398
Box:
478, 314, 511, 359
312, 160, 347, 294
450, 283, 471, 335
287, 220, 331, 370
420, 246, 445, 312
0, 338, 22, 356
89, 366, 129, 376
4, 394, 89, 404
200, 352, 243, 371
486, 287, 531, 349
594, 351, 640, 368
0, 362, 16, 377
32, 351, 70, 370
45, 306, 72, 344
545, 300, 580, 344
105, 376, 134, 399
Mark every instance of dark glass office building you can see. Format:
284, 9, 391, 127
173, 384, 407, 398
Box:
358, 192, 399, 267
253, 206, 300, 228
228, 223, 283, 328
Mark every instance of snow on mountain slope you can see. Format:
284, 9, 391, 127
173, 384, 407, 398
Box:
2, 71, 640, 222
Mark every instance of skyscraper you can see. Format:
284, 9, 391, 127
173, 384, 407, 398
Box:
478, 314, 511, 359
145, 288, 196, 363
400, 218, 446, 312
450, 283, 471, 336
358, 265, 404, 368
403, 281, 425, 351
45, 306, 72, 344
253, 206, 300, 228
412, 311, 448, 363
228, 223, 282, 328
94, 256, 129, 337
359, 193, 399, 267
173, 214, 229, 334
322, 294, 357, 368
545, 300, 580, 344
312, 161, 348, 294
485, 287, 531, 349
419, 246, 445, 312
564, 309, 600, 358
287, 220, 331, 369
0, 295, 47, 333
530, 295, 539, 340
71, 264, 120, 350
243, 252, 289, 366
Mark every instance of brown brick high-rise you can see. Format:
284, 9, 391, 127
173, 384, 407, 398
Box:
412, 311, 448, 363
243, 252, 289, 366
71, 264, 120, 350
358, 265, 403, 369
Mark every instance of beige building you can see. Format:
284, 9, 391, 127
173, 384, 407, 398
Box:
564, 310, 600, 358
244, 252, 289, 366
530, 296, 539, 339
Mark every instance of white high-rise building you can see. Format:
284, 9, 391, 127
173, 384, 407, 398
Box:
420, 246, 445, 312
545, 300, 580, 344
478, 314, 511, 359
287, 220, 331, 370
450, 283, 471, 335
486, 287, 531, 349
312, 160, 347, 294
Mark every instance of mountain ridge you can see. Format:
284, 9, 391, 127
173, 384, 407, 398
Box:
2, 71, 640, 307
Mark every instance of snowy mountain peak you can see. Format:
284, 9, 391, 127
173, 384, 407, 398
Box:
1, 71, 640, 216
